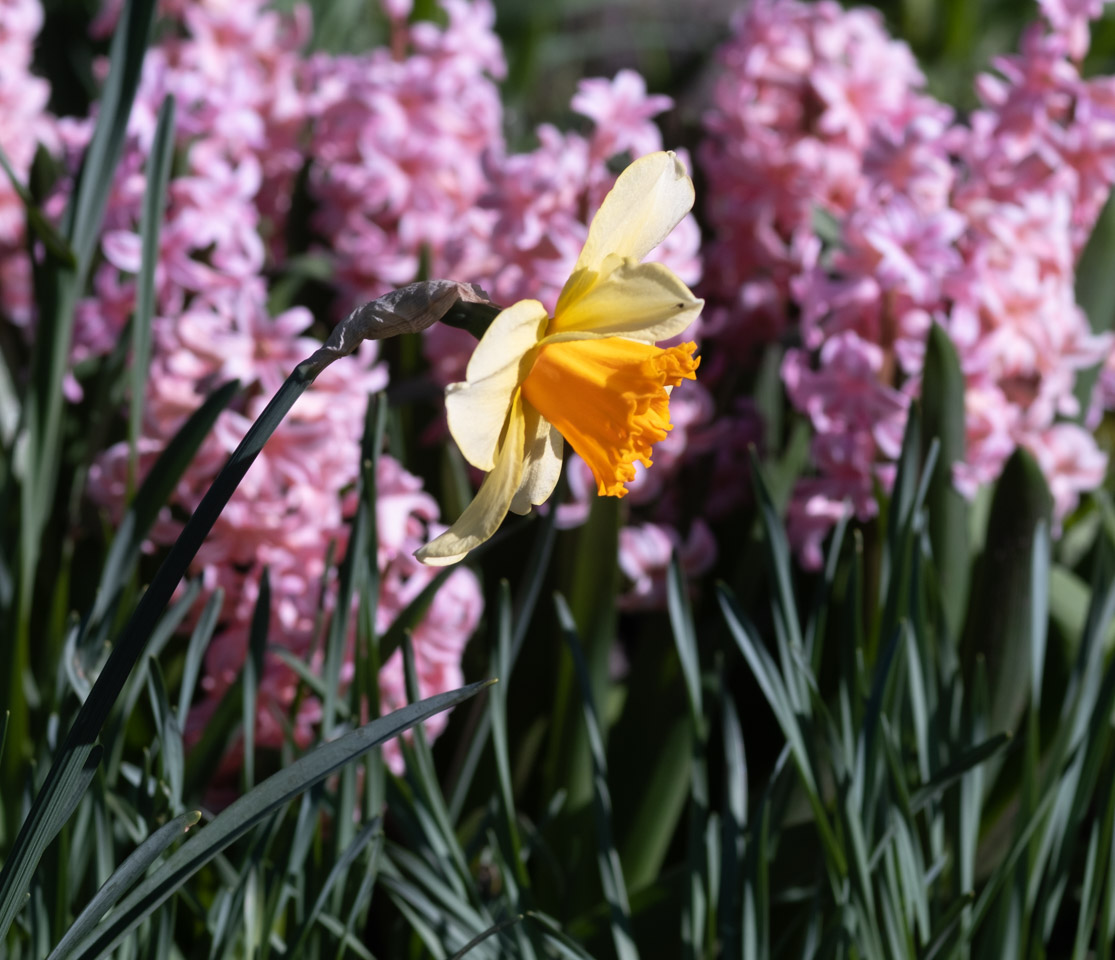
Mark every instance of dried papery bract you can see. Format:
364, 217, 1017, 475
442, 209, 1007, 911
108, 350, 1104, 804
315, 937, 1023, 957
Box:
304, 280, 495, 376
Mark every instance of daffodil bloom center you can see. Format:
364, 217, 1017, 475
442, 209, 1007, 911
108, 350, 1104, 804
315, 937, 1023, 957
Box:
521, 337, 700, 497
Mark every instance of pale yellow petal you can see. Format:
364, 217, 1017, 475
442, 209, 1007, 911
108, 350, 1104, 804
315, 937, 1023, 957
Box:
446, 377, 515, 472
415, 396, 527, 566
548, 260, 703, 342
510, 405, 564, 515
573, 152, 694, 274
446, 299, 548, 471
466, 299, 548, 381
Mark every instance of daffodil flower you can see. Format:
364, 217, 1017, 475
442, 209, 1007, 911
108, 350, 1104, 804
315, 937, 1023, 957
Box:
416, 151, 704, 566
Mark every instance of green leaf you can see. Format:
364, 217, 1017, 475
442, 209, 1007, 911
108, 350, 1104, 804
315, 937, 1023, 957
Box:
146, 661, 184, 810
61, 682, 492, 960
87, 379, 239, 637
556, 593, 639, 960
46, 811, 200, 960
177, 589, 224, 727
1074, 190, 1115, 415
286, 819, 381, 958
128, 95, 176, 487
1, 355, 321, 940
909, 732, 1011, 813
961, 448, 1052, 734
920, 323, 969, 639
0, 143, 75, 267
242, 567, 270, 791
489, 583, 529, 890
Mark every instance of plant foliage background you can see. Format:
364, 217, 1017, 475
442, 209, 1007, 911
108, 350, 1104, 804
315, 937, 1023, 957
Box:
2, 0, 1115, 957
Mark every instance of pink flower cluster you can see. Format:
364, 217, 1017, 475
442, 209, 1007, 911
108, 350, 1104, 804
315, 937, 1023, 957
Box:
0, 0, 57, 329
73, 0, 485, 766
306, 0, 505, 306
701, 0, 1114, 567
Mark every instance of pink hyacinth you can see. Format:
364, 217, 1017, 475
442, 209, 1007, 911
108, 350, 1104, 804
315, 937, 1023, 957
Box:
0, 0, 57, 330
699, 0, 938, 359
701, 0, 1114, 568
617, 520, 717, 611
306, 0, 505, 308
77, 0, 487, 775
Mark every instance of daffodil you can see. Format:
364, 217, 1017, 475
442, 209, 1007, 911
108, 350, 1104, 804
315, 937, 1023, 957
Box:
416, 151, 704, 566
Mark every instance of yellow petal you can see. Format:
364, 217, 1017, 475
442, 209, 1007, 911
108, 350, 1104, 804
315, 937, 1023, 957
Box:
548, 260, 703, 342
510, 404, 564, 515
572, 151, 694, 274
416, 394, 527, 566
446, 299, 548, 471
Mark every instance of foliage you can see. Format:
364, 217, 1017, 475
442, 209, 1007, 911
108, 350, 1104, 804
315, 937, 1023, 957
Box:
2, 0, 1115, 958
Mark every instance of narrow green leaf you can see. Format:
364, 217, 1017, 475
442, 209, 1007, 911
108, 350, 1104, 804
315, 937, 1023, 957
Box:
718, 585, 846, 876
287, 819, 381, 958
920, 323, 969, 639
64, 0, 157, 275
667, 552, 704, 735
0, 744, 103, 939
489, 583, 528, 889
88, 379, 239, 634
748, 451, 806, 712
0, 357, 319, 940
146, 661, 184, 809
718, 691, 746, 959
556, 592, 639, 960
64, 682, 492, 960
1030, 521, 1050, 712
128, 95, 177, 487
46, 811, 200, 960
1074, 190, 1115, 415
242, 567, 271, 791
961, 449, 1052, 734
910, 732, 1010, 813
177, 588, 224, 727
335, 831, 384, 960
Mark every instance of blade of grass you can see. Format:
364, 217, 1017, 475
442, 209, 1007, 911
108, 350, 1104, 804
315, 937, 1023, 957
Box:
556, 592, 639, 960
146, 661, 184, 811
128, 95, 176, 489
242, 568, 270, 791
718, 584, 846, 876
286, 819, 381, 958
489, 582, 529, 890
45, 811, 200, 960
61, 682, 492, 960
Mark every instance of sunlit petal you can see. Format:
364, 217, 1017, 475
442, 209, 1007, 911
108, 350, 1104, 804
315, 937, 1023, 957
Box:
416, 395, 528, 566
510, 405, 564, 515
572, 151, 694, 274
466, 299, 548, 381
549, 260, 703, 341
446, 299, 548, 471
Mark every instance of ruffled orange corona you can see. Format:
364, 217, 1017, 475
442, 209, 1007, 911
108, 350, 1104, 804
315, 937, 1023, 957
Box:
522, 338, 700, 497
416, 152, 705, 566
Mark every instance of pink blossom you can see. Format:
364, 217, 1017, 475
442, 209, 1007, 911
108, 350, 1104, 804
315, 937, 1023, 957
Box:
1038, 0, 1108, 59
701, 0, 1114, 567
617, 520, 717, 611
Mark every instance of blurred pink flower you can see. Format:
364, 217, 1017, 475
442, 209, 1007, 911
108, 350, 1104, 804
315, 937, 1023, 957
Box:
617, 520, 717, 611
